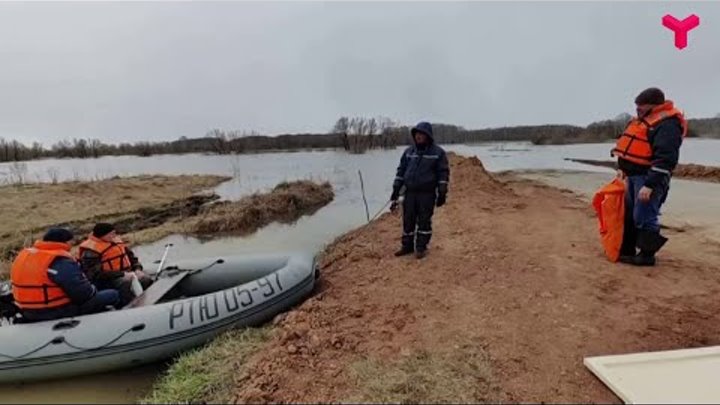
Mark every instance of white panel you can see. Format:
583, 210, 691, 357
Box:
585, 346, 720, 404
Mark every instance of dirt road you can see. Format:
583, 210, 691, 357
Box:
231, 154, 720, 403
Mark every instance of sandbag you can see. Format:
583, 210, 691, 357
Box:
592, 178, 626, 262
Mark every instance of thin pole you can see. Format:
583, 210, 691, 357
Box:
155, 243, 174, 278
358, 170, 370, 223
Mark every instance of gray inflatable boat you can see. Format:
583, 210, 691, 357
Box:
0, 252, 318, 383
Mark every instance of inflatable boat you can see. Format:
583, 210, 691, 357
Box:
0, 252, 318, 383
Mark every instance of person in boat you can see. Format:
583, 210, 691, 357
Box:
10, 228, 120, 322
78, 223, 153, 305
389, 121, 450, 259
612, 87, 686, 266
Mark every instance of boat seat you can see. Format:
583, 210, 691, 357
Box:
124, 272, 190, 309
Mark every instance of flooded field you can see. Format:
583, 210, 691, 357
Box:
1, 138, 718, 403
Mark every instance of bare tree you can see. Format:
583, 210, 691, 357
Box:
10, 140, 24, 161
367, 117, 377, 148
31, 142, 44, 159
0, 138, 8, 161
72, 138, 88, 158
332, 117, 350, 134
614, 113, 632, 124
52, 139, 73, 158
88, 139, 103, 158
207, 129, 230, 155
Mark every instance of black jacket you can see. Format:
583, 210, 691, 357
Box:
392, 122, 450, 195
80, 246, 142, 283
618, 116, 683, 189
47, 256, 97, 305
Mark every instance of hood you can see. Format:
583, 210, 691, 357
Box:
411, 121, 434, 146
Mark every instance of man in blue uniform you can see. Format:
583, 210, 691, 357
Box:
390, 122, 450, 259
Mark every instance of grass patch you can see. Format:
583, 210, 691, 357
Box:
1, 178, 334, 279
141, 327, 270, 404
0, 175, 227, 238
190, 180, 334, 236
348, 345, 499, 404
0, 175, 229, 278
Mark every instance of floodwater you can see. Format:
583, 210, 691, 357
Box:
518, 170, 720, 243
1, 138, 719, 403
0, 364, 162, 404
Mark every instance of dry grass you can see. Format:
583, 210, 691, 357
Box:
0, 175, 225, 234
190, 181, 334, 236
347, 345, 500, 404
141, 327, 270, 404
125, 221, 187, 246
0, 175, 229, 276
0, 178, 334, 279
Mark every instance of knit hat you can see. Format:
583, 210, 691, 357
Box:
43, 228, 74, 243
635, 88, 665, 105
92, 223, 115, 238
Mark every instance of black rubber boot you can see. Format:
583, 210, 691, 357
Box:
629, 230, 668, 267
637, 229, 668, 253
619, 217, 638, 263
632, 252, 656, 266
415, 250, 427, 259
394, 247, 414, 257
618, 254, 637, 264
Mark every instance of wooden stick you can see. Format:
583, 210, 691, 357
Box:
358, 170, 370, 223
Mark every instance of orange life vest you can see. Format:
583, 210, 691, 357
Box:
592, 178, 626, 262
10, 241, 75, 309
612, 101, 688, 166
78, 235, 132, 273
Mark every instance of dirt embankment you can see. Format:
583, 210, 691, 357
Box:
567, 158, 720, 183
229, 153, 720, 403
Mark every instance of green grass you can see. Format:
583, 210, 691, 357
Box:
141, 327, 270, 404
347, 345, 499, 404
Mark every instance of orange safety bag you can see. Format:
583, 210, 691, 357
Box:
592, 178, 626, 262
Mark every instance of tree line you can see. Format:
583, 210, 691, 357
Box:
1, 115, 719, 163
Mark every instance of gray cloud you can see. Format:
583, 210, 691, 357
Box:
0, 1, 717, 145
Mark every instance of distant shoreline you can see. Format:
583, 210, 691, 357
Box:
2, 116, 718, 164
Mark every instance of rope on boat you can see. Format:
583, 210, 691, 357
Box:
0, 323, 145, 360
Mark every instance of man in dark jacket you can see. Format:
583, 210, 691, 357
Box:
12, 228, 120, 322
390, 121, 450, 259
613, 87, 686, 266
79, 223, 152, 306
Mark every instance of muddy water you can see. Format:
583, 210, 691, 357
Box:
1, 139, 719, 403
0, 364, 163, 404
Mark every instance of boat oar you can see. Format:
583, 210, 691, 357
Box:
153, 243, 174, 280
161, 258, 225, 277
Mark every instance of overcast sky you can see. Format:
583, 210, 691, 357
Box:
0, 1, 717, 145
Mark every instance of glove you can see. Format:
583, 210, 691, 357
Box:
390, 200, 399, 213
436, 193, 446, 207
438, 183, 448, 196
390, 187, 400, 202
